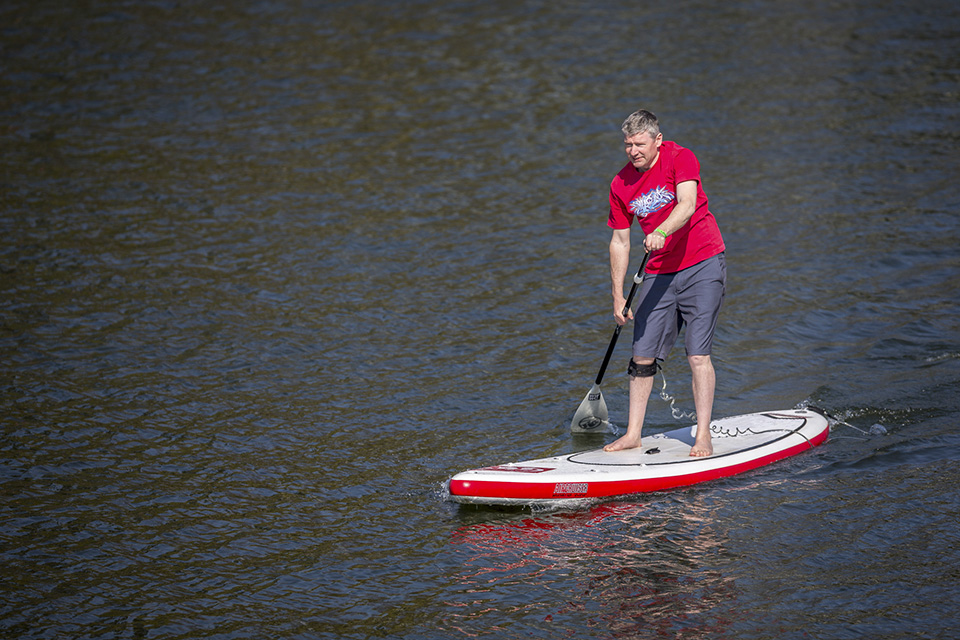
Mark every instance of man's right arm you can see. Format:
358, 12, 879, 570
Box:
610, 227, 632, 325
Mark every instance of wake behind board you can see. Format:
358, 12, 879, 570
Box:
448, 408, 829, 506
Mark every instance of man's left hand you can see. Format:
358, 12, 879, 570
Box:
644, 232, 665, 252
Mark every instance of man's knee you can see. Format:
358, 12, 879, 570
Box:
687, 354, 713, 371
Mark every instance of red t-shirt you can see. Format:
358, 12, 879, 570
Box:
608, 140, 725, 273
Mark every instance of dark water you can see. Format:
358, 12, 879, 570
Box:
2, 1, 959, 638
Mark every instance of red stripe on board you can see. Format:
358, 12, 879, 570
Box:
449, 434, 826, 501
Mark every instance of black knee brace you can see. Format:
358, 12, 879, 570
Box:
627, 359, 659, 378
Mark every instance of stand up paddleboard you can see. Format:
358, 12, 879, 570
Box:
448, 407, 830, 506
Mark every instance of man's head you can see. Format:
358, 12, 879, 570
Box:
621, 109, 660, 140
622, 110, 662, 172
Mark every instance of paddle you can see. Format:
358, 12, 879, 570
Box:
570, 249, 651, 433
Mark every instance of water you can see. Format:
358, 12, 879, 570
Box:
2, 0, 959, 638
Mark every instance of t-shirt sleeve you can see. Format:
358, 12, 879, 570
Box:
673, 147, 701, 185
607, 182, 633, 229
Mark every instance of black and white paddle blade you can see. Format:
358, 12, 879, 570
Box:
570, 383, 609, 433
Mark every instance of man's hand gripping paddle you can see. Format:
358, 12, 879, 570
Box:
570, 250, 651, 433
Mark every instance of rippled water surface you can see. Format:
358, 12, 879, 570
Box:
2, 1, 959, 638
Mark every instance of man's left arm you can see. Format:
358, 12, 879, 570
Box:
643, 180, 698, 252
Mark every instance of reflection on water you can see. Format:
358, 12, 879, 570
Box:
448, 498, 738, 638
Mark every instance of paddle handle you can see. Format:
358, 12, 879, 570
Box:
594, 250, 651, 385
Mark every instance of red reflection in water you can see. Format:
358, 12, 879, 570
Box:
444, 498, 740, 638
450, 502, 642, 549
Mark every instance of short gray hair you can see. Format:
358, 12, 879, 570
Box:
621, 110, 660, 139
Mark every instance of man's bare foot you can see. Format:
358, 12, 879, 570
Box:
689, 436, 713, 457
604, 434, 642, 452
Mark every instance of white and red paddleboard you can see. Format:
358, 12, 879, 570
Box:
448, 408, 830, 506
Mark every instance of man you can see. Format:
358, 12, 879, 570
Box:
604, 110, 726, 457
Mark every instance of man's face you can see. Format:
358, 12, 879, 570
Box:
624, 130, 662, 172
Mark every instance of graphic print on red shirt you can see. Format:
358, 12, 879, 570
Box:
628, 186, 675, 219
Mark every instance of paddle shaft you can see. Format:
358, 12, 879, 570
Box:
593, 251, 651, 386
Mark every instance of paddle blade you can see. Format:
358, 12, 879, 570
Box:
570, 383, 609, 433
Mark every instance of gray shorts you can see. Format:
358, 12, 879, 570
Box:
632, 253, 726, 360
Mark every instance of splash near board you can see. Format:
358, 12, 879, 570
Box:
448, 408, 829, 506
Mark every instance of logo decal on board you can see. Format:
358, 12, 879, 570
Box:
629, 186, 675, 219
482, 465, 555, 473
553, 482, 588, 496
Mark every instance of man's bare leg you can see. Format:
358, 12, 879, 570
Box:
604, 358, 656, 452
689, 354, 715, 457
